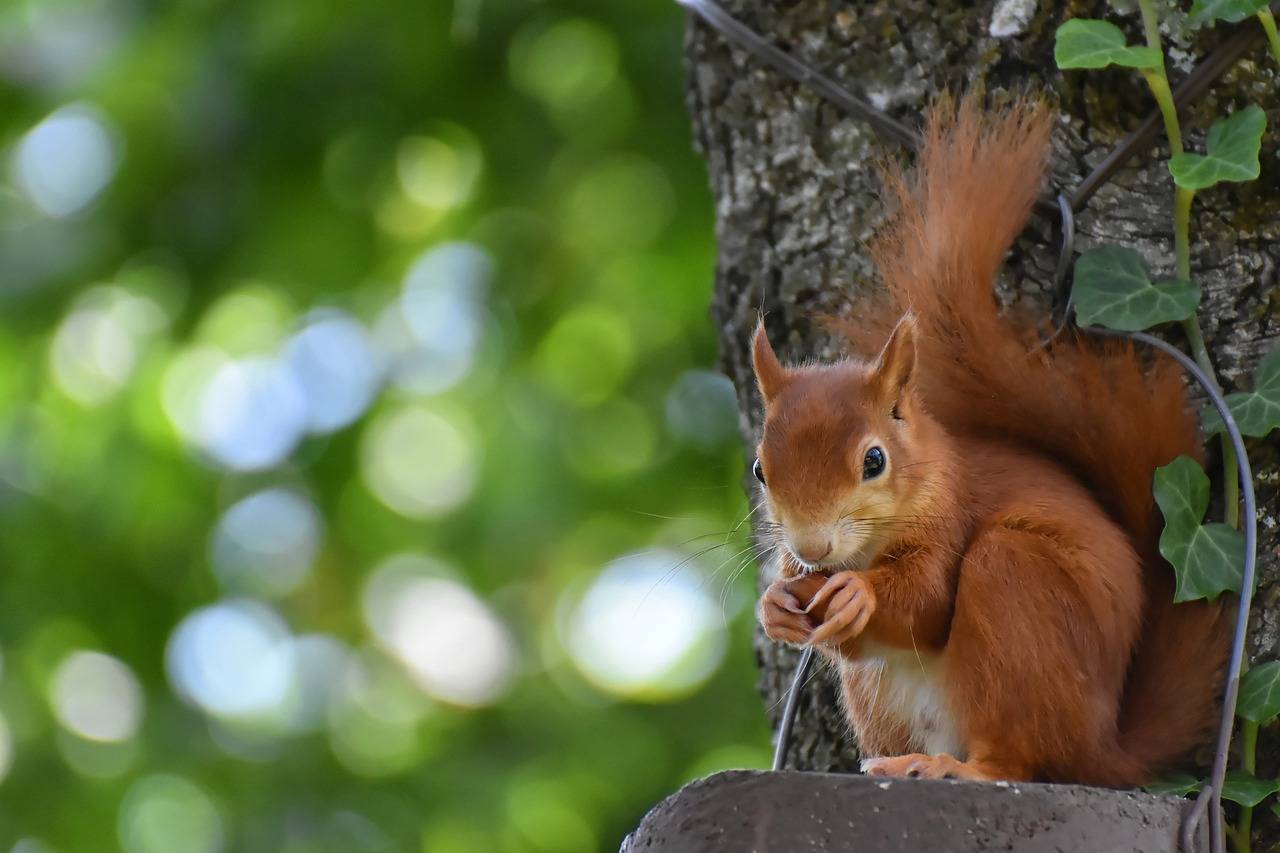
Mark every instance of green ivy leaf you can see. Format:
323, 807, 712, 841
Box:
1203, 346, 1280, 438
1221, 771, 1280, 807
1153, 456, 1245, 602
1189, 0, 1270, 26
1169, 106, 1268, 190
1145, 772, 1202, 797
1237, 661, 1280, 725
1164, 524, 1246, 602
1072, 246, 1199, 331
1054, 19, 1163, 69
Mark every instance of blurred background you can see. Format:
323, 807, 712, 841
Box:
0, 0, 772, 851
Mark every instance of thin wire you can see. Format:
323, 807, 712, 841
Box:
1090, 328, 1258, 853
675, 0, 920, 151
772, 646, 815, 771
1037, 193, 1078, 349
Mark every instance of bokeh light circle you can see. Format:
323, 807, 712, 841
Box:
664, 369, 740, 449
12, 103, 119, 218
210, 489, 323, 598
283, 311, 381, 434
359, 405, 477, 518
165, 600, 294, 721
362, 554, 514, 706
376, 241, 492, 396
49, 650, 144, 743
50, 286, 167, 406
118, 774, 224, 853
197, 357, 308, 471
565, 550, 727, 700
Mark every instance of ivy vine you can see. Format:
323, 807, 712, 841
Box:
1055, 2, 1275, 850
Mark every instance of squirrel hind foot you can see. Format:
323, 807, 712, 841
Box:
860, 753, 1028, 783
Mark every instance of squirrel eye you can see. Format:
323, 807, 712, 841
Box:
752, 457, 767, 486
863, 446, 886, 479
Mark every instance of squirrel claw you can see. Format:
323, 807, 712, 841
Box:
806, 571, 875, 646
861, 754, 960, 780
759, 581, 815, 645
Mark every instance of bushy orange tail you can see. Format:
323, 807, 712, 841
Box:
860, 94, 1228, 782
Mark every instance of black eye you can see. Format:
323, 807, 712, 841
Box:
863, 446, 886, 479
753, 457, 766, 486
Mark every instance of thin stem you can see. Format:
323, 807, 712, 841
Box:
1138, 11, 1241, 531
1173, 187, 1239, 524
1137, 0, 1164, 54
1234, 712, 1258, 853
1174, 187, 1194, 282
1180, 314, 1241, 527
1140, 71, 1184, 155
1259, 11, 1280, 66
1137, 0, 1183, 155
1229, 821, 1246, 853
1222, 399, 1242, 528
1243, 716, 1257, 775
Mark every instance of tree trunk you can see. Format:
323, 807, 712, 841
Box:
685, 0, 1280, 842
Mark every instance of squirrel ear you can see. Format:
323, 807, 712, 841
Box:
752, 322, 789, 403
871, 313, 917, 405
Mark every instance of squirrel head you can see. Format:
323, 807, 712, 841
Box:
751, 314, 941, 571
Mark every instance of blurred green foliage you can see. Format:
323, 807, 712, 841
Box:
0, 0, 770, 851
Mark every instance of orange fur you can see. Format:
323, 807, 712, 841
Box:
754, 94, 1227, 786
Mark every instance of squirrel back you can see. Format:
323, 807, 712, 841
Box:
848, 95, 1227, 782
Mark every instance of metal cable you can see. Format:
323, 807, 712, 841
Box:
1085, 329, 1258, 853
772, 646, 815, 771
675, 0, 921, 152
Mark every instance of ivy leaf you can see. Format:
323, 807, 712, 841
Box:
1153, 455, 1245, 602
1072, 246, 1199, 331
1162, 524, 1246, 602
1054, 19, 1163, 69
1145, 772, 1202, 797
1203, 346, 1280, 438
1169, 106, 1268, 190
1237, 661, 1280, 725
1189, 0, 1270, 26
1221, 771, 1280, 807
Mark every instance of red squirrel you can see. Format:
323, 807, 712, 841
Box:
752, 95, 1228, 786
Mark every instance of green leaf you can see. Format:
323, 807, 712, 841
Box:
1237, 661, 1280, 724
1221, 771, 1280, 807
1072, 246, 1199, 331
1203, 346, 1280, 437
1145, 772, 1202, 797
1153, 456, 1245, 602
1054, 19, 1163, 69
1169, 106, 1268, 190
1190, 0, 1270, 26
1164, 524, 1246, 602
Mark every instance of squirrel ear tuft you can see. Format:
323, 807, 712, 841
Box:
872, 313, 917, 405
752, 322, 788, 403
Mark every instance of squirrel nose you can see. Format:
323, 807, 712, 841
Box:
795, 540, 833, 564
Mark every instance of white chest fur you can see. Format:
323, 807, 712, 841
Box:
843, 639, 964, 758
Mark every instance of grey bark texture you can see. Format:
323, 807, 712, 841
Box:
684, 0, 1280, 845
622, 770, 1201, 852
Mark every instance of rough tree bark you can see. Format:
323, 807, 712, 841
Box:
685, 0, 1280, 844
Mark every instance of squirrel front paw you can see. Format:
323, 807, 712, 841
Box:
758, 580, 816, 645
805, 571, 876, 646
